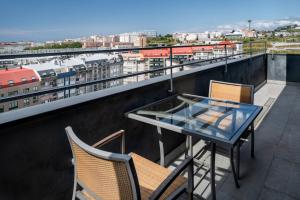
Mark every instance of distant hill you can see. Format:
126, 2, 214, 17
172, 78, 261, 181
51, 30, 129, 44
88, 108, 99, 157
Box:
274, 24, 299, 32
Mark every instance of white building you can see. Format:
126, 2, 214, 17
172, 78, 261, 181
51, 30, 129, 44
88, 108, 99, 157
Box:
197, 32, 210, 41
172, 33, 187, 42
185, 33, 198, 42
119, 31, 156, 46
25, 54, 123, 102
121, 53, 150, 84
209, 31, 223, 39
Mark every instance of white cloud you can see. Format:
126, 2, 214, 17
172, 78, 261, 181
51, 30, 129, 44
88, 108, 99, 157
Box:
216, 17, 300, 31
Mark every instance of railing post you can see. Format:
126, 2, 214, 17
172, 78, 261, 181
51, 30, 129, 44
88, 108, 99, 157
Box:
164, 57, 167, 75
249, 41, 253, 67
169, 47, 174, 93
250, 41, 253, 58
264, 41, 267, 54
136, 61, 139, 82
225, 44, 228, 73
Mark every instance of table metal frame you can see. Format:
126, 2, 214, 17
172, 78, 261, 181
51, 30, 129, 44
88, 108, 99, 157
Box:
125, 93, 262, 200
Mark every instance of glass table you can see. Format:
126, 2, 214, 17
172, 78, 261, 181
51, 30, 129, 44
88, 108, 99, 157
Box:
126, 93, 262, 200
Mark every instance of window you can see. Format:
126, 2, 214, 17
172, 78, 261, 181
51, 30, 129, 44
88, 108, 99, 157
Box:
0, 94, 4, 98
33, 86, 38, 91
21, 78, 27, 83
23, 88, 30, 94
8, 91, 18, 96
23, 98, 30, 106
32, 76, 36, 81
8, 80, 14, 86
33, 96, 38, 103
9, 101, 18, 110
0, 106, 4, 113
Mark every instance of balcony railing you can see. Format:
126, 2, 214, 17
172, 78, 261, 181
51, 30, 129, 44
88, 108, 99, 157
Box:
0, 50, 270, 200
0, 42, 266, 106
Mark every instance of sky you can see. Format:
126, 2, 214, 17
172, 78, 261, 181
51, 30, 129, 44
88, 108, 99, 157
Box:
1, 0, 300, 41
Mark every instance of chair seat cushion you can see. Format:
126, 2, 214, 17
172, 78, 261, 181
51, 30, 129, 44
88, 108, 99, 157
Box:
130, 153, 187, 200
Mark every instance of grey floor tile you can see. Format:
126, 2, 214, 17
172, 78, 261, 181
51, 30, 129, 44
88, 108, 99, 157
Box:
264, 158, 300, 199
258, 188, 297, 200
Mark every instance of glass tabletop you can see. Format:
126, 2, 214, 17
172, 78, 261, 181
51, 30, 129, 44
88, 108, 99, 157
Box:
130, 94, 261, 141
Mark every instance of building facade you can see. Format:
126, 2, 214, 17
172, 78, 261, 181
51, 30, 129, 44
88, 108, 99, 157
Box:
25, 54, 123, 103
0, 67, 41, 112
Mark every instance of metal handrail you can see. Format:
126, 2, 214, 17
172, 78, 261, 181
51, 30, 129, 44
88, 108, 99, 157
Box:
0, 47, 265, 104
0, 42, 245, 59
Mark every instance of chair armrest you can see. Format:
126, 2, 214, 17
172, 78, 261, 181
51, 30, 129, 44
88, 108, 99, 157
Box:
149, 156, 193, 200
92, 130, 125, 154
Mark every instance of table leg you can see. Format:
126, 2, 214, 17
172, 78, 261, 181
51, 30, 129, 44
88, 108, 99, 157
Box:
251, 123, 255, 158
188, 135, 193, 156
210, 143, 216, 200
187, 158, 194, 200
230, 148, 240, 188
237, 142, 240, 179
185, 135, 193, 157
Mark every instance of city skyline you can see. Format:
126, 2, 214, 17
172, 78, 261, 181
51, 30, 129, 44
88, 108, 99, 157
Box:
1, 0, 300, 41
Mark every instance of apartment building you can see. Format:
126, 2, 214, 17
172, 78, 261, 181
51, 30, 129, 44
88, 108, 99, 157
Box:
138, 48, 193, 78
121, 41, 238, 81
119, 32, 151, 47
140, 49, 169, 77
25, 54, 123, 103
80, 54, 123, 91
0, 67, 41, 112
192, 46, 215, 60
213, 41, 237, 57
122, 53, 149, 84
0, 59, 17, 69
26, 58, 84, 102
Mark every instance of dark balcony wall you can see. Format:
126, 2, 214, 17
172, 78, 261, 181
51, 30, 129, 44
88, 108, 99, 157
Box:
267, 54, 287, 82
0, 54, 266, 200
267, 54, 300, 83
286, 54, 300, 82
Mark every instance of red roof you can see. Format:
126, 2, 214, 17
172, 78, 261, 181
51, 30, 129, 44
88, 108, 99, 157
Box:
140, 49, 170, 58
140, 43, 235, 58
172, 47, 193, 55
192, 46, 214, 52
216, 41, 236, 48
0, 67, 40, 88
141, 47, 194, 58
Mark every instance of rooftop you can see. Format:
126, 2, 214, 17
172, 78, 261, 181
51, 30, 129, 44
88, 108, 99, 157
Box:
0, 67, 40, 88
24, 53, 120, 72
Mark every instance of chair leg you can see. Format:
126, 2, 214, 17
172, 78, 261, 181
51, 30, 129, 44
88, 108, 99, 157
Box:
251, 123, 255, 158
156, 126, 165, 166
210, 143, 216, 200
230, 148, 240, 188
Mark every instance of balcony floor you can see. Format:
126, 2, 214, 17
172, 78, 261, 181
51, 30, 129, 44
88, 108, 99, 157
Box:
169, 83, 300, 200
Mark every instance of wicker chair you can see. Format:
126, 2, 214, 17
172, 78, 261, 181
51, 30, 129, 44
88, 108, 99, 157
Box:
208, 80, 255, 181
65, 126, 194, 200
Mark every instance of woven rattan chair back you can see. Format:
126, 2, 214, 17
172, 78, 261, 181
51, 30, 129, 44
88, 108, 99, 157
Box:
65, 127, 140, 200
209, 80, 254, 104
